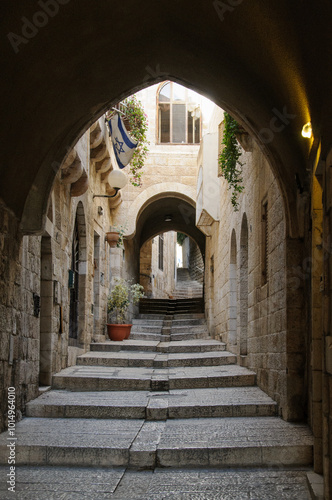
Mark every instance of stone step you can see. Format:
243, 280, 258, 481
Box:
131, 325, 163, 333
171, 319, 207, 326
90, 340, 160, 352
137, 314, 167, 320
129, 333, 170, 342
157, 340, 226, 353
132, 319, 164, 325
171, 325, 209, 333
129, 331, 209, 341
26, 387, 278, 420
52, 364, 257, 391
0, 465, 313, 499
90, 339, 226, 353
76, 351, 236, 368
0, 417, 313, 469
170, 332, 209, 340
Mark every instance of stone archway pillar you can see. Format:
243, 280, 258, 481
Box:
284, 236, 309, 422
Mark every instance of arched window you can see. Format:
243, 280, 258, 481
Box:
158, 82, 201, 144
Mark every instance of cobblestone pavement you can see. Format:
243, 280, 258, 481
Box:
0, 466, 311, 499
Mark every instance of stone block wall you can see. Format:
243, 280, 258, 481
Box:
0, 124, 117, 432
0, 204, 39, 432
150, 232, 176, 299
204, 139, 289, 415
188, 238, 204, 283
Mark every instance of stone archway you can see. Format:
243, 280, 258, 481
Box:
2, 3, 332, 494
125, 183, 197, 239
3, 2, 331, 239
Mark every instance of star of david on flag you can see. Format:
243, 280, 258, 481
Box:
107, 113, 138, 169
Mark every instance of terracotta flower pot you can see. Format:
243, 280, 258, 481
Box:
105, 231, 120, 248
107, 324, 132, 341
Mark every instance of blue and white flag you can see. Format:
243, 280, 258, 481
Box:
107, 113, 138, 169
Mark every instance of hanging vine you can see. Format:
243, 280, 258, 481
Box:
218, 112, 244, 211
120, 95, 149, 187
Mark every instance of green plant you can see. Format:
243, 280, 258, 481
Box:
218, 112, 244, 211
107, 278, 145, 324
120, 95, 149, 187
109, 224, 126, 248
177, 232, 187, 246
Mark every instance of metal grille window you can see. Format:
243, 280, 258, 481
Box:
158, 82, 201, 144
158, 234, 164, 271
261, 201, 268, 284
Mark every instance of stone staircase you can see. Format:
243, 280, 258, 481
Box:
0, 299, 313, 477
172, 268, 203, 299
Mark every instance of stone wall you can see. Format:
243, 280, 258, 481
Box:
188, 238, 204, 283
150, 232, 176, 299
203, 133, 289, 416
0, 122, 119, 431
0, 203, 39, 431
109, 85, 201, 232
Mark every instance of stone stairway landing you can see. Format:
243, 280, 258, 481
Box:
0, 304, 313, 477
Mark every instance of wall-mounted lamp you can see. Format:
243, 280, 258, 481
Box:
301, 122, 312, 139
165, 214, 173, 222
93, 169, 128, 198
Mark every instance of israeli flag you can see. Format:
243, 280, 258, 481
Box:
107, 113, 138, 169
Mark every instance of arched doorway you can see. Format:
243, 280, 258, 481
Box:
229, 229, 237, 347
39, 235, 53, 385
239, 214, 248, 356
69, 202, 87, 347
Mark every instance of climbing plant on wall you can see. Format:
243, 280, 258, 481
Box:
218, 112, 244, 211
177, 232, 187, 246
120, 95, 149, 187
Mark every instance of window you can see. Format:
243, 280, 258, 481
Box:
158, 234, 164, 271
158, 82, 201, 144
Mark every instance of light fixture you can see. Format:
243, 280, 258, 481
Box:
301, 122, 312, 139
165, 214, 173, 222
93, 169, 128, 198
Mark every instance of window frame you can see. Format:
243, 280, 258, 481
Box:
156, 81, 201, 145
158, 233, 164, 271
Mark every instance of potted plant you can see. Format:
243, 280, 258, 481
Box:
105, 225, 126, 248
107, 279, 145, 341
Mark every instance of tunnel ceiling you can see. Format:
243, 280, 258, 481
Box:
2, 1, 332, 234
136, 197, 205, 256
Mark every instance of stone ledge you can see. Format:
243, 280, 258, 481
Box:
306, 471, 324, 500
